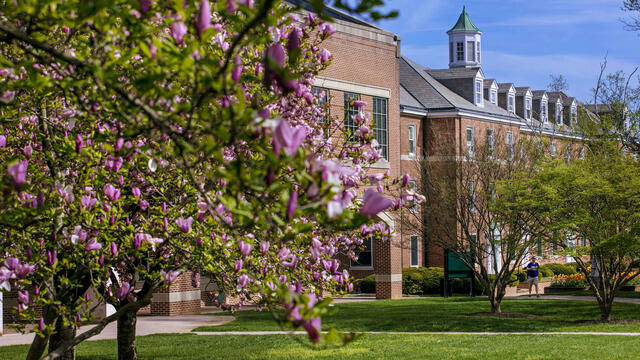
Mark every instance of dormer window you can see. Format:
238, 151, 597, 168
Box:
556, 103, 563, 124
541, 100, 548, 123
467, 41, 476, 62
525, 97, 532, 120
475, 80, 483, 106
490, 90, 497, 104
570, 105, 577, 125
476, 41, 481, 63
508, 95, 515, 113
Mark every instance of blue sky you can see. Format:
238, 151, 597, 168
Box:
370, 0, 640, 101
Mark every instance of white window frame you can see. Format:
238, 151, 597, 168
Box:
541, 100, 548, 123
550, 141, 557, 157
467, 41, 475, 62
570, 104, 577, 125
579, 146, 585, 160
490, 90, 497, 104
525, 97, 532, 121
508, 94, 515, 113
410, 234, 419, 267
476, 41, 481, 63
556, 101, 563, 124
475, 79, 483, 106
408, 124, 416, 157
466, 126, 475, 158
456, 42, 464, 61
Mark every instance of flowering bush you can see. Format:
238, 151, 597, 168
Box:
550, 273, 588, 288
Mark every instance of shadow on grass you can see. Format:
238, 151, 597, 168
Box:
194, 297, 640, 333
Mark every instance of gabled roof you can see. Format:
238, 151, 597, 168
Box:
400, 57, 519, 120
399, 85, 424, 109
425, 67, 483, 80
447, 6, 481, 33
483, 79, 497, 89
547, 92, 564, 104
497, 83, 515, 93
515, 87, 532, 97
532, 90, 548, 100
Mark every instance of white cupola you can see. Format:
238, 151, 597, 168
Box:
447, 6, 482, 69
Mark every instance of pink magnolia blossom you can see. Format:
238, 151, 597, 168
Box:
231, 66, 242, 83
0, 135, 6, 148
75, 134, 83, 153
80, 195, 97, 211
238, 240, 253, 257
301, 317, 322, 343
104, 156, 123, 171
260, 241, 270, 255
196, 0, 211, 37
170, 21, 188, 44
360, 189, 393, 218
115, 138, 124, 152
237, 274, 249, 288
138, 0, 151, 12
1, 90, 15, 103
103, 184, 121, 202
23, 145, 32, 159
160, 270, 180, 285
85, 238, 102, 251
286, 191, 297, 219
131, 187, 141, 197
175, 216, 193, 233
273, 119, 306, 156
7, 160, 28, 188
287, 27, 302, 52
319, 48, 331, 63
115, 282, 133, 300
110, 242, 118, 256
402, 173, 411, 187
234, 259, 243, 273
139, 200, 149, 210
47, 250, 57, 265
17, 290, 29, 305
15, 263, 35, 278
5, 257, 18, 271
277, 247, 290, 260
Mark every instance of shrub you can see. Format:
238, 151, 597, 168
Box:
451, 273, 519, 295
402, 267, 444, 295
550, 273, 588, 288
514, 270, 527, 282
359, 274, 376, 293
539, 266, 554, 278
543, 263, 578, 276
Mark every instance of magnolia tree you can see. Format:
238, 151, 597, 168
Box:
0, 0, 411, 359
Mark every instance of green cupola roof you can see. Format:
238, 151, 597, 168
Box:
447, 6, 481, 33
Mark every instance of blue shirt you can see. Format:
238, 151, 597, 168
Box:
526, 262, 539, 278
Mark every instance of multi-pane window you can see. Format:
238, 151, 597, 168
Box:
373, 97, 388, 160
476, 41, 481, 63
466, 126, 475, 158
408, 124, 416, 156
579, 146, 585, 160
537, 238, 543, 257
571, 106, 577, 125
556, 104, 563, 124
541, 101, 548, 123
410, 235, 419, 267
343, 92, 360, 142
565, 147, 571, 164
475, 80, 483, 105
525, 97, 532, 120
449, 42, 453, 63
351, 237, 372, 267
508, 95, 515, 113
456, 42, 464, 61
486, 128, 495, 159
506, 131, 514, 160
467, 41, 475, 62
313, 87, 329, 125
490, 90, 496, 104
550, 142, 557, 157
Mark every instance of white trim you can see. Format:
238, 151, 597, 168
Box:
408, 123, 417, 156
152, 290, 201, 303
314, 76, 390, 98
401, 107, 428, 117
401, 154, 423, 161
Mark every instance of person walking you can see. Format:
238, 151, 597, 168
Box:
525, 256, 540, 298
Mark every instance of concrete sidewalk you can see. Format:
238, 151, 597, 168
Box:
193, 330, 640, 336
505, 295, 640, 304
0, 314, 233, 347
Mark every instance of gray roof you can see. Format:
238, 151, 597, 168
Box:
483, 78, 497, 89
399, 85, 424, 109
497, 83, 515, 93
547, 92, 564, 103
515, 87, 531, 96
425, 67, 482, 80
400, 57, 521, 120
532, 90, 547, 99
285, 0, 382, 30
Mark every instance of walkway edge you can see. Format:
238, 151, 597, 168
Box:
192, 331, 640, 336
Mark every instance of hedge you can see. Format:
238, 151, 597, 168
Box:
542, 263, 578, 276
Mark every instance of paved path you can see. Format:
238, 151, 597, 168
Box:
0, 315, 233, 347
193, 330, 640, 336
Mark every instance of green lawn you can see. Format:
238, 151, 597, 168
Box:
3, 333, 640, 359
195, 298, 640, 333
542, 290, 640, 298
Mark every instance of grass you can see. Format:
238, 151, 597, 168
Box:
194, 297, 640, 333
542, 290, 640, 298
2, 333, 640, 359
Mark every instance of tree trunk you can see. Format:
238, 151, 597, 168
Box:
48, 318, 76, 360
117, 310, 138, 360
25, 330, 50, 360
599, 299, 613, 322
